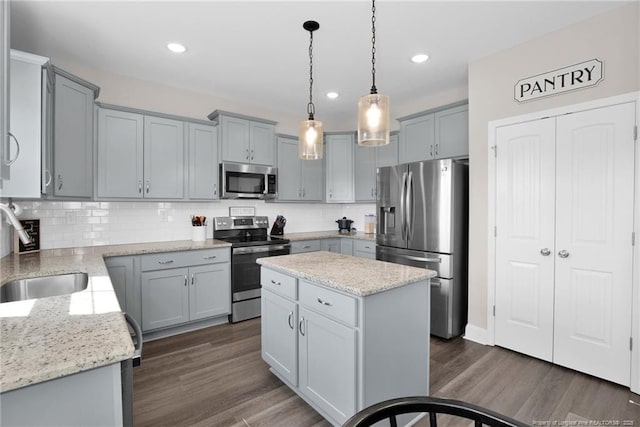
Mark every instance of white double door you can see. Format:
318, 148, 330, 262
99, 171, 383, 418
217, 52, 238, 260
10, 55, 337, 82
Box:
495, 102, 636, 386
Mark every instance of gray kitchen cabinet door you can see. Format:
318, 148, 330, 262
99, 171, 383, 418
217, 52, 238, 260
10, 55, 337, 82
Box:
291, 240, 321, 254
41, 68, 54, 196
353, 239, 376, 259
276, 135, 301, 200
434, 104, 468, 159
143, 116, 184, 199
325, 134, 354, 202
399, 113, 435, 164
53, 73, 94, 197
189, 263, 230, 321
104, 256, 134, 315
262, 289, 298, 386
141, 267, 190, 331
220, 115, 250, 163
320, 238, 341, 253
0, 0, 9, 182
250, 121, 274, 165
341, 238, 354, 255
298, 306, 357, 425
376, 132, 399, 168
97, 108, 144, 198
355, 144, 376, 202
300, 157, 323, 201
188, 123, 218, 200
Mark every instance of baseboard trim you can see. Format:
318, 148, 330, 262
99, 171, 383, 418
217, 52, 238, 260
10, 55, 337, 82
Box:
463, 324, 489, 345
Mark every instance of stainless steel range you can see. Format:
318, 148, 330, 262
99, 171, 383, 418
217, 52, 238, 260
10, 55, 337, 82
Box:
213, 216, 290, 323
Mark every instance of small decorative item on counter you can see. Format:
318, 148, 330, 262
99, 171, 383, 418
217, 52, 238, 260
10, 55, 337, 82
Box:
364, 214, 376, 234
14, 219, 40, 254
270, 215, 286, 236
191, 215, 207, 242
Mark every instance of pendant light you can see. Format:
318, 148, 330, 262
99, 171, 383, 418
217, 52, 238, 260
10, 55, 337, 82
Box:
299, 20, 324, 160
357, 0, 390, 146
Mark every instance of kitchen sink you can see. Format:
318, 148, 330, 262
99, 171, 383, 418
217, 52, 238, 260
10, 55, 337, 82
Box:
1, 273, 89, 303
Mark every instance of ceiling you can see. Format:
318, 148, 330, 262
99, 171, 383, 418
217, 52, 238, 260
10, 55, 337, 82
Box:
10, 1, 631, 129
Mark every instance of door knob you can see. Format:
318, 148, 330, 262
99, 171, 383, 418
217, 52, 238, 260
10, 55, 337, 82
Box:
540, 248, 551, 256
558, 250, 570, 258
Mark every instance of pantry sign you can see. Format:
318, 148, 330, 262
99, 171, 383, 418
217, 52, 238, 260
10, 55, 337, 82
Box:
514, 59, 604, 102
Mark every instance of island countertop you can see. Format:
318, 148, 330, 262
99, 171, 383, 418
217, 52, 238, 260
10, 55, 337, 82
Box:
257, 251, 436, 297
0, 238, 231, 393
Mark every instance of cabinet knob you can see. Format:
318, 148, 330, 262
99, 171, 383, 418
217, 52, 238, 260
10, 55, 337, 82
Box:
540, 248, 551, 256
558, 249, 570, 258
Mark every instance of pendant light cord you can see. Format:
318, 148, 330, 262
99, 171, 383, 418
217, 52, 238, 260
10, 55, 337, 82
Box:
307, 29, 315, 120
370, 0, 377, 94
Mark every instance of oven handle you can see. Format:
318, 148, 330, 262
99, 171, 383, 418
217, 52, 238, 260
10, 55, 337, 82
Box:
232, 244, 291, 255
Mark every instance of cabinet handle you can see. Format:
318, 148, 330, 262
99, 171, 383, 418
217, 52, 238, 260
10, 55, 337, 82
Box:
146, 181, 150, 194
158, 260, 174, 265
288, 312, 294, 330
317, 297, 333, 307
364, 246, 371, 249
3, 132, 20, 166
203, 255, 217, 260
329, 190, 333, 199
270, 279, 281, 286
429, 144, 433, 157
184, 275, 188, 286
246, 148, 249, 160
138, 181, 142, 194
44, 169, 52, 187
302, 188, 305, 198
250, 149, 254, 160
435, 143, 439, 156
303, 246, 310, 249
191, 274, 195, 285
558, 250, 570, 258
57, 174, 63, 190
540, 248, 551, 256
298, 318, 305, 336
213, 183, 217, 197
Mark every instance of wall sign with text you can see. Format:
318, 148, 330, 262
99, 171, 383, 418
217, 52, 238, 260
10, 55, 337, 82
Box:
514, 59, 604, 103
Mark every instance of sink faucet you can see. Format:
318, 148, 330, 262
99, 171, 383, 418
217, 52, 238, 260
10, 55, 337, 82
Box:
0, 199, 32, 245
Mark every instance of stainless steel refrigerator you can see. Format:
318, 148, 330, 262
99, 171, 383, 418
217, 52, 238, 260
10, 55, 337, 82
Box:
376, 158, 468, 339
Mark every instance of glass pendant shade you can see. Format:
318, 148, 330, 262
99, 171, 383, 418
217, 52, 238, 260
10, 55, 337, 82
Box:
357, 93, 390, 146
299, 119, 324, 159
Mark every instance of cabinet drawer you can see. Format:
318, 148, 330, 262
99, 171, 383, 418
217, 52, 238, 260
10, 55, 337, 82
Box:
299, 280, 357, 327
291, 240, 321, 254
353, 239, 375, 254
140, 248, 229, 271
261, 268, 297, 300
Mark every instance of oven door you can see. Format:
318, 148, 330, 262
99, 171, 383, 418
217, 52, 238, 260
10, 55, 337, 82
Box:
231, 244, 290, 301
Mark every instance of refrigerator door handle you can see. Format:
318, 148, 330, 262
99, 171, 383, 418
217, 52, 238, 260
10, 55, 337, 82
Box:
400, 171, 407, 240
406, 170, 414, 241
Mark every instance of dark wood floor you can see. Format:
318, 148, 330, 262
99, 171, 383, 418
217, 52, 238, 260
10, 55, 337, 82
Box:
133, 318, 640, 426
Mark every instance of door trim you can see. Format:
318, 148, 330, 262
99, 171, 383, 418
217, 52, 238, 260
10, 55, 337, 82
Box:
485, 91, 640, 392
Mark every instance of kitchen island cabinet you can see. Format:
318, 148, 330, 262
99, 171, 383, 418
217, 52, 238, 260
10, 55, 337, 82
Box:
258, 252, 434, 426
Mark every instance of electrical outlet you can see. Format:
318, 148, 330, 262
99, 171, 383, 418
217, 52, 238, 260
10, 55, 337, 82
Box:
65, 211, 77, 225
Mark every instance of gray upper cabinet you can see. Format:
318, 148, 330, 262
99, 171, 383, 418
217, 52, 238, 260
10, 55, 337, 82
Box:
97, 106, 187, 200
0, 0, 9, 183
209, 110, 276, 166
143, 116, 184, 199
398, 102, 468, 163
434, 104, 468, 159
325, 133, 354, 203
97, 109, 144, 198
276, 135, 322, 202
53, 71, 97, 198
354, 132, 398, 202
188, 123, 218, 200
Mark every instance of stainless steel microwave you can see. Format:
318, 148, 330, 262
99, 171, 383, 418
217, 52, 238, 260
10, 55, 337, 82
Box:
220, 163, 278, 199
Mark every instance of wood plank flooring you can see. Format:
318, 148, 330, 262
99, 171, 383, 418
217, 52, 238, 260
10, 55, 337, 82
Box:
133, 319, 640, 426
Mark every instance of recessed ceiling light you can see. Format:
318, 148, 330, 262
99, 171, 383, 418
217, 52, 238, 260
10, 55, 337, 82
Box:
411, 54, 429, 64
326, 92, 339, 99
167, 43, 187, 54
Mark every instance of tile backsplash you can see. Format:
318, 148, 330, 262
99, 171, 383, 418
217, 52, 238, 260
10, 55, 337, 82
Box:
11, 200, 376, 250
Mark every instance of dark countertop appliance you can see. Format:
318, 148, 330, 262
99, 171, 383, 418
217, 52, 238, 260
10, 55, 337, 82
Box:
213, 216, 290, 323
336, 217, 354, 233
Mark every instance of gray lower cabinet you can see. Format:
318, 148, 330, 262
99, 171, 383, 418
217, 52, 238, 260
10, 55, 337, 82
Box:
276, 135, 323, 201
290, 240, 321, 254
139, 249, 230, 332
105, 255, 141, 327
320, 238, 341, 253
353, 239, 375, 259
188, 123, 218, 200
53, 71, 96, 198
341, 238, 354, 255
291, 238, 373, 258
97, 108, 188, 199
325, 133, 354, 203
261, 267, 429, 426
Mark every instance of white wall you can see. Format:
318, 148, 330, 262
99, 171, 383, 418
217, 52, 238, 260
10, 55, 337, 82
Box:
467, 3, 640, 333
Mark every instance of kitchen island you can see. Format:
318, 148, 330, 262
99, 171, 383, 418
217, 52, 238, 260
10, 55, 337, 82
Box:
257, 251, 435, 426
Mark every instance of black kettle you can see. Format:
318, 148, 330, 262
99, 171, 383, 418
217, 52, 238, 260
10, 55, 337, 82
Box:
336, 217, 354, 233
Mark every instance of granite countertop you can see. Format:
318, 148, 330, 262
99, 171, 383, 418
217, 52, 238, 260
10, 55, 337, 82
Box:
0, 238, 231, 393
280, 230, 376, 241
257, 251, 435, 297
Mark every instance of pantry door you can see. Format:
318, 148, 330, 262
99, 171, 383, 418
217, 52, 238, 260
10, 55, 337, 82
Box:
554, 102, 635, 386
495, 118, 556, 362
